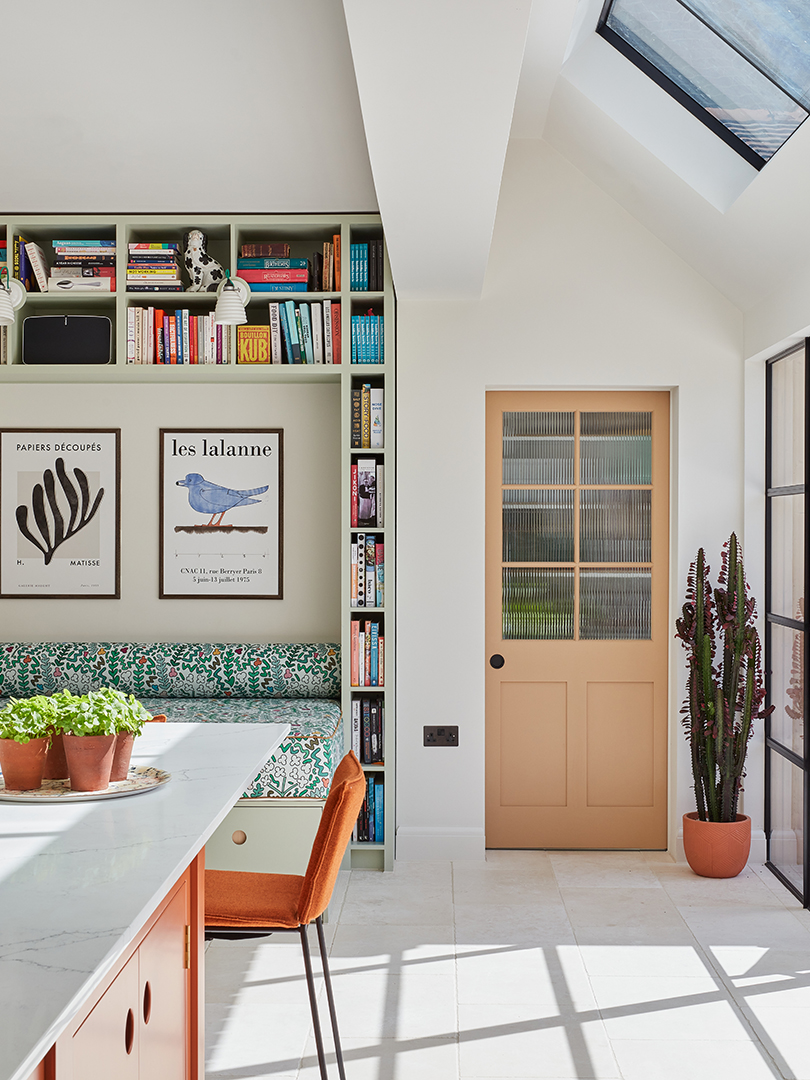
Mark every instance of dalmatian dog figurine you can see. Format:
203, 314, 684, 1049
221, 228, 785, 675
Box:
183, 230, 225, 292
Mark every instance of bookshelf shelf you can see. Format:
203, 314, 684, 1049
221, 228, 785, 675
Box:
0, 212, 395, 872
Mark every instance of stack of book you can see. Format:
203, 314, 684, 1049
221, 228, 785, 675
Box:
238, 301, 341, 363
351, 459, 383, 528
351, 311, 384, 363
236, 233, 342, 292
351, 533, 384, 608
236, 257, 309, 294
351, 617, 384, 687
127, 307, 230, 364
126, 244, 183, 292
350, 241, 384, 291
353, 774, 384, 843
350, 384, 384, 448
0, 239, 6, 264
351, 697, 385, 764
47, 239, 116, 292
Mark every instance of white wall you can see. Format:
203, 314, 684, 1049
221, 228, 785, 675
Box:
0, 383, 341, 643
395, 138, 747, 861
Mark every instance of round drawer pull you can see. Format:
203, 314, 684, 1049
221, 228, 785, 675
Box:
489, 654, 505, 669
125, 1008, 135, 1055
232, 830, 247, 845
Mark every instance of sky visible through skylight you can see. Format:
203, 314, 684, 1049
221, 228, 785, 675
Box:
602, 0, 810, 163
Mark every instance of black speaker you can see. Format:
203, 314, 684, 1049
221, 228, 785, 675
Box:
22, 314, 112, 365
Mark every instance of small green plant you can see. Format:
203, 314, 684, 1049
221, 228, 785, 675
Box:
57, 687, 151, 737
0, 695, 61, 743
675, 532, 773, 822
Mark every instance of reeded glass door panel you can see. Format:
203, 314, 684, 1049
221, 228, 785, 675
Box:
580, 412, 652, 484
771, 349, 805, 488
502, 411, 574, 485
503, 489, 574, 563
771, 494, 805, 620
502, 568, 574, 640
769, 622, 805, 755
579, 568, 651, 640
770, 751, 805, 893
579, 489, 651, 563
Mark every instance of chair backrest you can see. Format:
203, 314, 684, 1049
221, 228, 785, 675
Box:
297, 751, 366, 924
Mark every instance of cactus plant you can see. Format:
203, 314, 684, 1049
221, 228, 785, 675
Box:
675, 533, 772, 823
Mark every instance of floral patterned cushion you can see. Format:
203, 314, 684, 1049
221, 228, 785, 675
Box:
0, 642, 340, 699
139, 697, 344, 799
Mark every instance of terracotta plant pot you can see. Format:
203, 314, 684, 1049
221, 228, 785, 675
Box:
683, 812, 751, 878
110, 732, 135, 782
42, 732, 70, 780
63, 733, 116, 792
0, 737, 49, 790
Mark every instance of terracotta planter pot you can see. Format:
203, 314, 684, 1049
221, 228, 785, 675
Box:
110, 732, 135, 782
42, 732, 70, 780
0, 737, 49, 790
683, 812, 751, 878
63, 733, 116, 792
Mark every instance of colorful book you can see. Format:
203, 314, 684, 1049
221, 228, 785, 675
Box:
357, 460, 376, 527
278, 302, 294, 364
351, 463, 358, 528
376, 543, 384, 607
247, 283, 308, 293
240, 243, 290, 257
237, 257, 309, 269
299, 304, 314, 363
374, 778, 384, 839
237, 324, 271, 364
238, 268, 309, 283
284, 300, 302, 363
370, 388, 384, 448
332, 302, 341, 364
311, 302, 323, 363
268, 303, 282, 364
323, 300, 333, 364
24, 242, 49, 292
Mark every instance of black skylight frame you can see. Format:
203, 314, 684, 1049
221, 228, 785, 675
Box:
596, 0, 808, 171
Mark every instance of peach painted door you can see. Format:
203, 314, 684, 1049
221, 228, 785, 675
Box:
485, 391, 669, 848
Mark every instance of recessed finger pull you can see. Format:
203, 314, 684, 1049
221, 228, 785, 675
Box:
125, 1008, 135, 1054
489, 654, 505, 669
143, 980, 152, 1025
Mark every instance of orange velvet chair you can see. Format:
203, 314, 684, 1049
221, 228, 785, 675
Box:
205, 750, 366, 1080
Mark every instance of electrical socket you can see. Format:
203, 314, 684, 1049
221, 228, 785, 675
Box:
424, 725, 459, 747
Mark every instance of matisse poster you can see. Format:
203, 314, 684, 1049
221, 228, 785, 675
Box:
160, 429, 283, 599
0, 429, 120, 598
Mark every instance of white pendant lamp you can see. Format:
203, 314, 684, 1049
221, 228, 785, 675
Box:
0, 272, 26, 326
213, 272, 249, 325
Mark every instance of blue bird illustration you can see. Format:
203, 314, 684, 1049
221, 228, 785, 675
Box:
177, 473, 269, 527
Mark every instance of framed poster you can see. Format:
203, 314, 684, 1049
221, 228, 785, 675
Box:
160, 429, 283, 599
0, 429, 121, 599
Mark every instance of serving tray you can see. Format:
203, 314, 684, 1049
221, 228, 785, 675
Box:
0, 766, 170, 802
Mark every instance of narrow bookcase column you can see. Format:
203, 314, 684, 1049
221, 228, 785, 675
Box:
0, 212, 394, 869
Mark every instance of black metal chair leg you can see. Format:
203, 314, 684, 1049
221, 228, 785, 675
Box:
316, 915, 347, 1080
300, 924, 328, 1080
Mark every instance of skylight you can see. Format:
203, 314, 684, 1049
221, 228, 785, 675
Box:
597, 0, 810, 167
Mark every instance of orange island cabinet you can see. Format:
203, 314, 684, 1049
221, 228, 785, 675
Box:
1, 722, 289, 1080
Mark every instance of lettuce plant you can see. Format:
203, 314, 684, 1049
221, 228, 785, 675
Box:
0, 695, 60, 743
57, 687, 151, 737
675, 533, 772, 822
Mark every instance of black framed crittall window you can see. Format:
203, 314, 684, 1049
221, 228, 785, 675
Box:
765, 341, 807, 904
597, 0, 810, 168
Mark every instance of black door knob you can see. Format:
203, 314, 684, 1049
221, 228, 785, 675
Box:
489, 654, 505, 669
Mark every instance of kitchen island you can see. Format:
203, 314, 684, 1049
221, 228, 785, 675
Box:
0, 722, 290, 1080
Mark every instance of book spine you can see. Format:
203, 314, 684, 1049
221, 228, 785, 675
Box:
311, 302, 323, 363
168, 317, 177, 364
147, 305, 154, 364
364, 625, 372, 687
370, 622, 379, 686
332, 303, 342, 364
356, 532, 365, 610
237, 257, 309, 269
127, 307, 135, 363
299, 303, 314, 363
239, 268, 309, 282
370, 388, 384, 448
350, 541, 358, 608
365, 534, 376, 606
361, 384, 371, 448
351, 620, 360, 687
268, 303, 282, 364
278, 302, 293, 363
377, 465, 384, 527
323, 299, 333, 364
374, 778, 384, 840
24, 243, 49, 292
182, 310, 190, 364
155, 309, 165, 364
245, 283, 309, 292
376, 542, 384, 608
294, 306, 308, 362
333, 233, 341, 290
351, 698, 361, 758
53, 239, 116, 247
378, 635, 384, 686
362, 698, 372, 764
284, 300, 302, 362
351, 463, 358, 528
370, 700, 382, 762
240, 243, 291, 257
351, 389, 363, 448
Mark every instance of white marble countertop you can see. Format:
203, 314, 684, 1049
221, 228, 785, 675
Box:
0, 722, 290, 1080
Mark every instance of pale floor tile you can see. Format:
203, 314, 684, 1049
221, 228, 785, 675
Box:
205, 939, 316, 1006
549, 851, 663, 890
329, 923, 456, 976
328, 970, 458, 1039
579, 944, 711, 978
610, 1038, 781, 1080
559, 887, 695, 946
296, 1034, 460, 1080
677, 903, 810, 950
455, 943, 596, 1007
653, 863, 785, 906
454, 902, 577, 946
205, 1002, 311, 1076
741, 1005, 810, 1080
590, 975, 752, 1041
458, 1003, 620, 1078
